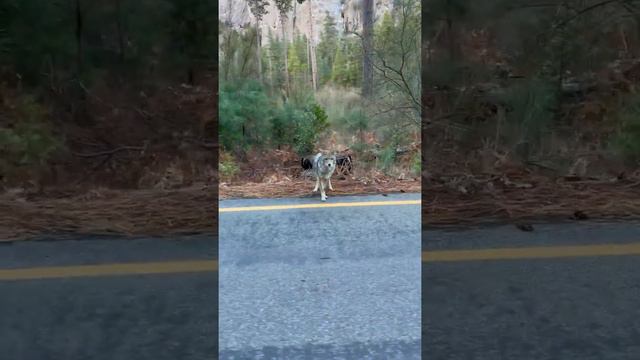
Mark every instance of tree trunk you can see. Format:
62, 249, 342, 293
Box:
75, 0, 83, 75
307, 0, 318, 91
226, 0, 233, 24
268, 50, 274, 88
256, 18, 263, 83
362, 0, 374, 98
73, 0, 90, 125
222, 29, 233, 81
292, 1, 297, 35
115, 0, 125, 62
281, 16, 291, 96
187, 19, 197, 85
306, 36, 312, 86
307, 38, 316, 91
240, 30, 256, 77
445, 0, 455, 62
446, 18, 454, 61
188, 67, 194, 85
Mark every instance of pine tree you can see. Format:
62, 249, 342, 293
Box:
331, 38, 360, 87
317, 12, 338, 85
331, 40, 346, 85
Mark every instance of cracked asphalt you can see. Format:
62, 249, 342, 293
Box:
219, 193, 422, 359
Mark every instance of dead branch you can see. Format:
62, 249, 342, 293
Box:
77, 80, 155, 118
73, 145, 145, 158
182, 137, 218, 149
552, 0, 620, 31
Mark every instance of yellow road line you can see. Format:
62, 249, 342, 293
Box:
423, 243, 640, 262
6, 242, 636, 281
220, 199, 421, 213
0, 260, 218, 281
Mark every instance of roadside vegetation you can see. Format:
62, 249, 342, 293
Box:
423, 0, 640, 225
0, 0, 216, 191
219, 0, 421, 195
0, 0, 217, 240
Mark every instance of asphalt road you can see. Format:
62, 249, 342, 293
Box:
0, 235, 217, 360
424, 221, 640, 359
219, 193, 422, 359
7, 196, 635, 360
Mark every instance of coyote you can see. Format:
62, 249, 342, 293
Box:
301, 152, 337, 201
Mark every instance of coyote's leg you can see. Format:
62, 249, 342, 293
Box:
313, 176, 319, 192
328, 177, 334, 191
320, 179, 327, 201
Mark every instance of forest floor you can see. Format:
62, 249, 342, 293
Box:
0, 185, 216, 241
422, 141, 640, 227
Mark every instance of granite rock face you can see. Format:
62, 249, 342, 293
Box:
219, 0, 393, 45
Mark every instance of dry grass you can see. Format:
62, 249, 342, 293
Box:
220, 178, 421, 199
0, 185, 216, 242
424, 176, 640, 226
1, 176, 639, 242
0, 177, 420, 241
422, 132, 640, 225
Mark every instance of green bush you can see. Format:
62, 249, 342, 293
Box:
411, 152, 421, 176
270, 105, 299, 148
350, 142, 369, 154
343, 107, 368, 135
378, 145, 396, 173
613, 95, 640, 164
219, 81, 329, 156
0, 96, 61, 174
292, 103, 329, 155
219, 80, 273, 152
219, 152, 239, 180
496, 78, 557, 147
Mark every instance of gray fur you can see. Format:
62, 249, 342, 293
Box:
311, 152, 337, 201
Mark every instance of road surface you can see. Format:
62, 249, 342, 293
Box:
423, 221, 640, 359
219, 193, 422, 359
0, 235, 217, 360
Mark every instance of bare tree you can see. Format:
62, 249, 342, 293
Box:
343, 0, 420, 122
371, 0, 421, 124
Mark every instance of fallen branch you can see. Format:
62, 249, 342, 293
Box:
73, 154, 114, 185
73, 145, 145, 158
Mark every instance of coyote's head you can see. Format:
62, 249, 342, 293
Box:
321, 154, 337, 171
